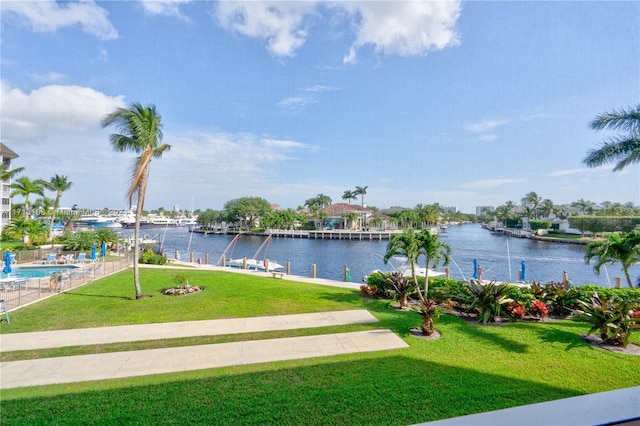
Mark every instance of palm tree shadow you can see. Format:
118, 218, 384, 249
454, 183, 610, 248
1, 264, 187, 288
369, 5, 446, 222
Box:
538, 327, 589, 351
63, 291, 132, 301
448, 316, 529, 353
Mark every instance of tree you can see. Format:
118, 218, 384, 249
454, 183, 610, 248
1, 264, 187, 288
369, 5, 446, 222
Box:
571, 198, 595, 215
224, 197, 271, 229
4, 217, 47, 246
0, 163, 24, 181
416, 228, 451, 296
494, 205, 513, 228
584, 229, 640, 288
540, 199, 555, 219
42, 174, 73, 245
9, 176, 45, 219
315, 193, 332, 208
384, 228, 421, 288
342, 212, 358, 230
583, 105, 640, 171
354, 185, 368, 207
102, 102, 170, 299
342, 190, 357, 205
521, 191, 542, 219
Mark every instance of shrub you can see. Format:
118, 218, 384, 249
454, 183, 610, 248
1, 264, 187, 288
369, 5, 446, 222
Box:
140, 251, 167, 265
365, 271, 394, 299
464, 280, 514, 324
544, 283, 580, 316
360, 284, 378, 297
506, 301, 526, 320
572, 292, 640, 347
412, 298, 441, 336
530, 300, 549, 318
384, 272, 416, 308
505, 285, 534, 307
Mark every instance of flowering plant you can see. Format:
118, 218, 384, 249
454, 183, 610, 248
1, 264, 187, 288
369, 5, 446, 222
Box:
531, 300, 549, 318
506, 301, 526, 320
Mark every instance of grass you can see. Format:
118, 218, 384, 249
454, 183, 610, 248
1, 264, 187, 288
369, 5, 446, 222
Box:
1, 268, 639, 425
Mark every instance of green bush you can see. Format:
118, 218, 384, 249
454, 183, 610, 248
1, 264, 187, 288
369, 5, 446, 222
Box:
573, 292, 640, 347
140, 251, 167, 265
464, 280, 514, 324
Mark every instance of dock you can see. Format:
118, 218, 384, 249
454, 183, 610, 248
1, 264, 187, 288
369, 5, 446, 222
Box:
191, 228, 400, 240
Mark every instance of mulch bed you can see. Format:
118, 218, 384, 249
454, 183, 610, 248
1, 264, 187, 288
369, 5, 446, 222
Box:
580, 334, 640, 356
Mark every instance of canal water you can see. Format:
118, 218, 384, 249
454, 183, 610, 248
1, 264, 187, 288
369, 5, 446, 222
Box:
144, 224, 639, 287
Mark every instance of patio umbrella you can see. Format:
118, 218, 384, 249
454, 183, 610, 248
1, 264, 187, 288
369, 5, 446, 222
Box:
520, 260, 526, 282
3, 250, 12, 274
100, 241, 107, 258
472, 258, 478, 280
91, 244, 97, 261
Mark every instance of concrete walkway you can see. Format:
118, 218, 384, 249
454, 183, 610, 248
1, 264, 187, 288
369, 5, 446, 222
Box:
0, 309, 379, 351
0, 309, 409, 389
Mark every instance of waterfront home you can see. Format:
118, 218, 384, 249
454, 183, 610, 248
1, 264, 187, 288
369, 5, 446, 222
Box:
323, 203, 373, 230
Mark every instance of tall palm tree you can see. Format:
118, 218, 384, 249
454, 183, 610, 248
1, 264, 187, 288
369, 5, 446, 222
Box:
583, 105, 640, 171
585, 229, 640, 288
384, 228, 421, 287
342, 190, 357, 205
354, 185, 368, 207
540, 199, 555, 219
521, 191, 542, 219
416, 228, 451, 296
315, 193, 332, 208
42, 174, 73, 245
9, 176, 45, 219
102, 102, 171, 299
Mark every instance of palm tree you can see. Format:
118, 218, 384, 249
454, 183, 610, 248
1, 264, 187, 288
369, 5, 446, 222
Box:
384, 228, 421, 287
416, 228, 451, 296
342, 190, 357, 205
9, 176, 45, 219
540, 199, 555, 219
42, 174, 73, 245
342, 212, 358, 230
102, 102, 171, 299
571, 198, 595, 215
521, 191, 542, 219
315, 193, 332, 208
494, 205, 512, 228
354, 185, 368, 207
583, 105, 640, 171
585, 229, 640, 288
0, 163, 25, 181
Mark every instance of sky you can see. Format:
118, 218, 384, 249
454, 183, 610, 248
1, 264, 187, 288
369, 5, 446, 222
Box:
1, 0, 639, 214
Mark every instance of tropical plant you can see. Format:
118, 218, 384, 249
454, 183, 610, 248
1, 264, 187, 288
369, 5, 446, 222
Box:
3, 217, 48, 246
506, 301, 526, 320
412, 298, 441, 336
521, 191, 542, 219
354, 185, 368, 207
62, 230, 97, 251
9, 176, 46, 219
465, 280, 514, 324
342, 212, 358, 230
0, 163, 24, 181
384, 228, 421, 288
584, 229, 640, 288
572, 292, 640, 347
530, 300, 549, 318
583, 105, 640, 171
342, 190, 357, 205
102, 102, 171, 299
416, 228, 451, 296
384, 271, 415, 309
571, 198, 596, 215
41, 174, 73, 245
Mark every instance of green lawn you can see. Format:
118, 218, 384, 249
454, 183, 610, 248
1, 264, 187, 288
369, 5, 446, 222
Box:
1, 269, 639, 425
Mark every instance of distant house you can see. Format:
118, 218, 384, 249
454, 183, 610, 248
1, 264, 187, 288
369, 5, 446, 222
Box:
323, 203, 373, 230
0, 143, 19, 234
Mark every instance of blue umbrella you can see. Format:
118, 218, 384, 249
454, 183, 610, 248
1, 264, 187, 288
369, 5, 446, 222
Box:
3, 250, 12, 274
91, 244, 97, 261
521, 259, 526, 282
100, 242, 107, 258
472, 258, 478, 279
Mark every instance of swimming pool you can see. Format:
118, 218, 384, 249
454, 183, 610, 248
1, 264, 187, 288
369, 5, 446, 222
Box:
1, 265, 80, 279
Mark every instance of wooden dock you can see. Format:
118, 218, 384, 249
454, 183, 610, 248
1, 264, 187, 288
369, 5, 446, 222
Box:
191, 228, 400, 240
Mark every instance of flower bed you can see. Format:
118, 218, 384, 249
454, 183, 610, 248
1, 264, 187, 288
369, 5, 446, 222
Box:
162, 285, 204, 296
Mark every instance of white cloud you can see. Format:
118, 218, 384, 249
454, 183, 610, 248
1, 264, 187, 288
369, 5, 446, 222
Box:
1, 82, 125, 141
29, 72, 67, 84
302, 85, 340, 92
139, 0, 191, 19
339, 0, 461, 64
215, 1, 317, 57
1, 0, 118, 40
465, 119, 511, 134
214, 1, 461, 60
276, 95, 317, 112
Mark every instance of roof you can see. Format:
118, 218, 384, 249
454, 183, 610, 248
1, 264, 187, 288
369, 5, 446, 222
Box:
0, 143, 19, 159
323, 203, 373, 217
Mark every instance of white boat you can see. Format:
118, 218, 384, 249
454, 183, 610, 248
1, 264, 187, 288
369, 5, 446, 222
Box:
220, 235, 284, 271
364, 255, 445, 281
75, 211, 123, 229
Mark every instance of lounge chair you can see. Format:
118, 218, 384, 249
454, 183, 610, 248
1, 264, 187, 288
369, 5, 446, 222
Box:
63, 254, 74, 264
43, 253, 57, 264
75, 253, 87, 263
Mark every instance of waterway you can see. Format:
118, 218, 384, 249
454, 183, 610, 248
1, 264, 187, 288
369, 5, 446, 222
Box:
144, 224, 639, 287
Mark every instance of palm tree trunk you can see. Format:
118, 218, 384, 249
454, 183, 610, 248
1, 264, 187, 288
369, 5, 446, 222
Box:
133, 200, 143, 298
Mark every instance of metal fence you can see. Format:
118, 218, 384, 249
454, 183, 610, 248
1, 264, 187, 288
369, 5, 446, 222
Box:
1, 256, 132, 312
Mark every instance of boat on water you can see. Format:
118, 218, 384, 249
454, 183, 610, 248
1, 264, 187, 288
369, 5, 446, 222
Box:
364, 255, 445, 281
121, 214, 179, 229
75, 211, 123, 229
219, 235, 284, 271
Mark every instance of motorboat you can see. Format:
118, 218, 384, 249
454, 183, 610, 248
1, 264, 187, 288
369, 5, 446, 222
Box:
219, 235, 284, 271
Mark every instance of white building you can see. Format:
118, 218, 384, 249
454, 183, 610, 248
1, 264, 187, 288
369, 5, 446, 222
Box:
0, 143, 19, 234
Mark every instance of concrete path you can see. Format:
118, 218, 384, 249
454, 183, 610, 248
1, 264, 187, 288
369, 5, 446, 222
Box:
0, 309, 378, 351
1, 330, 408, 389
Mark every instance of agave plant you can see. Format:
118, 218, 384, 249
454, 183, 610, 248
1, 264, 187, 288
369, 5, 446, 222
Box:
466, 280, 513, 324
572, 292, 640, 348
384, 271, 416, 309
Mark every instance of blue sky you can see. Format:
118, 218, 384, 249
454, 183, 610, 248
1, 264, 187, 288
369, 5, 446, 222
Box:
1, 0, 638, 214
